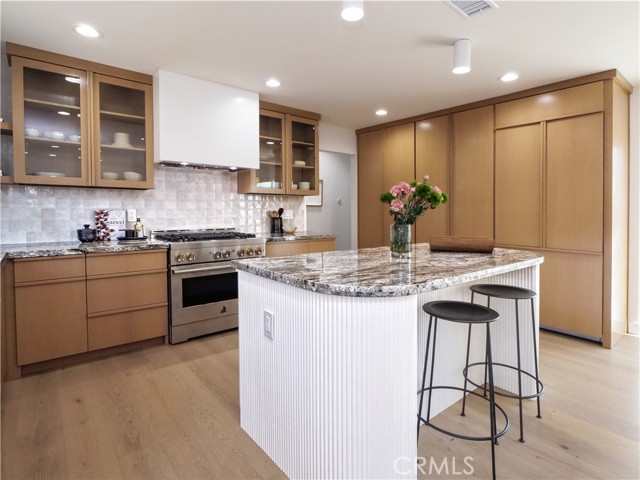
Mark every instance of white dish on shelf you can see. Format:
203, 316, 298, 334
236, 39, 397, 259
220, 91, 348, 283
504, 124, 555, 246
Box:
298, 181, 311, 190
25, 128, 40, 137
291, 184, 298, 190
67, 134, 81, 142
123, 171, 143, 181
294, 161, 306, 166
256, 181, 281, 189
112, 132, 133, 148
102, 171, 119, 180
44, 131, 65, 140
33, 171, 66, 177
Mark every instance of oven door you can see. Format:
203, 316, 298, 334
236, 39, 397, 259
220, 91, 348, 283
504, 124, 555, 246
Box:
170, 261, 238, 327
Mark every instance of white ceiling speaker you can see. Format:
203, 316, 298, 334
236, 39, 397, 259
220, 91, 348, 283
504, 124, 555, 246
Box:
341, 0, 364, 22
452, 38, 471, 74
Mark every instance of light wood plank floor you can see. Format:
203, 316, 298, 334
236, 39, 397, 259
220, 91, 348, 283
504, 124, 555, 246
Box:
2, 330, 638, 479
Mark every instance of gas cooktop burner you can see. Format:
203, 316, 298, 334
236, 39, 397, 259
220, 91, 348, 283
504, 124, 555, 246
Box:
152, 228, 257, 243
155, 231, 256, 242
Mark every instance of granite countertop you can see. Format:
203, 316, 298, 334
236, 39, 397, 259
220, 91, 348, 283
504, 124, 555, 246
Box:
1, 240, 169, 260
261, 232, 337, 242
233, 244, 544, 298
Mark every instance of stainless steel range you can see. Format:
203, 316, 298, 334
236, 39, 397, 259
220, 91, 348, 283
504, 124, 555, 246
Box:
153, 228, 265, 344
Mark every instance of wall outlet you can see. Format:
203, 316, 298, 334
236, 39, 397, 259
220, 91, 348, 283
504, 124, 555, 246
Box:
282, 209, 294, 220
126, 209, 137, 222
264, 310, 274, 340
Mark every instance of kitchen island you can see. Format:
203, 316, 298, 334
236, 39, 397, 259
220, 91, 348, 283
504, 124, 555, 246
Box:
233, 245, 544, 479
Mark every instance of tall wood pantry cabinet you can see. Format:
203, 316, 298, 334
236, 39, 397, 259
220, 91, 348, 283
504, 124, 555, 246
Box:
356, 70, 631, 348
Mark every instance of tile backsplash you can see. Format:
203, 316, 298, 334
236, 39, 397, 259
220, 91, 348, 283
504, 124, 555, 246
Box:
0, 165, 306, 244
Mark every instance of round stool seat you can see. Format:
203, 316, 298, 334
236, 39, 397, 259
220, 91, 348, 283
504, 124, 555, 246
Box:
470, 284, 536, 300
423, 300, 499, 324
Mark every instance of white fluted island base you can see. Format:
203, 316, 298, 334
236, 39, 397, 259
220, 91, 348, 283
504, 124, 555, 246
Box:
235, 247, 542, 479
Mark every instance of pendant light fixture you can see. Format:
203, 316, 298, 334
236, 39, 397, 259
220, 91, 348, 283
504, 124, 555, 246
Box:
452, 38, 471, 74
341, 0, 364, 22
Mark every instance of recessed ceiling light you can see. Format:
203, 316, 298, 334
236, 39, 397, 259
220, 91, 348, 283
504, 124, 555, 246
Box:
500, 72, 519, 82
265, 78, 281, 88
58, 111, 70, 116
180, 162, 190, 166
341, 0, 364, 22
65, 76, 81, 84
375, 109, 388, 116
229, 167, 238, 171
73, 24, 102, 38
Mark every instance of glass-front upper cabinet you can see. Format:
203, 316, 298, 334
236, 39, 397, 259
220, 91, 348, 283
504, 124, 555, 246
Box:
237, 107, 319, 195
289, 115, 318, 195
93, 75, 153, 188
237, 110, 286, 194
12, 57, 90, 186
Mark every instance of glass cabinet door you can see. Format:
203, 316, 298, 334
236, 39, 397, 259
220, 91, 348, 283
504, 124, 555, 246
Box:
289, 115, 318, 194
256, 110, 286, 193
93, 74, 153, 187
12, 58, 90, 185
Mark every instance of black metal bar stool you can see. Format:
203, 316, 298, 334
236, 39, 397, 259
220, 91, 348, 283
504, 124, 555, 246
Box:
418, 300, 509, 480
462, 284, 544, 444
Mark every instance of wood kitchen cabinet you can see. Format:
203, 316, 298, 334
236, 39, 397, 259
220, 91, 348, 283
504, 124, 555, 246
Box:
357, 128, 386, 248
8, 43, 154, 189
14, 256, 87, 365
415, 115, 450, 242
265, 238, 336, 257
451, 105, 494, 238
1, 121, 15, 183
494, 124, 543, 248
86, 250, 168, 350
356, 124, 415, 248
238, 102, 320, 196
356, 71, 631, 347
3, 249, 169, 378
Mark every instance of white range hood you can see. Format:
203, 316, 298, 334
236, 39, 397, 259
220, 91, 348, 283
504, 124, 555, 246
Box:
153, 69, 259, 169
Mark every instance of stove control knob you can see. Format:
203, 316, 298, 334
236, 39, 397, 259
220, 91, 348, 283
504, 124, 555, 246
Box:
223, 250, 231, 259
237, 249, 245, 257
246, 248, 254, 256
187, 252, 196, 261
255, 247, 263, 256
175, 253, 185, 263
213, 251, 222, 260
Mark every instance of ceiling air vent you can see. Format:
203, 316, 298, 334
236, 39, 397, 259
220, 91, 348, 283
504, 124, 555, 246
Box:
446, 0, 498, 19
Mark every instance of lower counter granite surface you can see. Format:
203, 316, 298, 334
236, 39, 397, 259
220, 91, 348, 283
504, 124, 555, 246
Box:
235, 243, 544, 479
0, 232, 335, 260
0, 241, 169, 259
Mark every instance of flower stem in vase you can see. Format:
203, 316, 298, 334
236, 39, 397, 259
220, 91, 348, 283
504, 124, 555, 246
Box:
390, 223, 411, 259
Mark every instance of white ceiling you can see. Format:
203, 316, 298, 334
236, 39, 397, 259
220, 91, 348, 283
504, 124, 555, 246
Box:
2, 1, 639, 130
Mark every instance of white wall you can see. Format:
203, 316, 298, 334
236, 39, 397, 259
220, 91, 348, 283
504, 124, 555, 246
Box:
318, 122, 358, 249
629, 88, 639, 335
307, 152, 352, 250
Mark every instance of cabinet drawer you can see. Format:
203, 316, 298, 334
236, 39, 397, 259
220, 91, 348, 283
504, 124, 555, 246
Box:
266, 241, 309, 257
88, 306, 168, 351
87, 271, 167, 313
86, 250, 167, 276
308, 239, 336, 253
15, 256, 85, 284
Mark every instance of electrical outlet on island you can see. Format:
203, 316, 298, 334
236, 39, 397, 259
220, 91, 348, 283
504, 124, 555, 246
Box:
264, 310, 274, 340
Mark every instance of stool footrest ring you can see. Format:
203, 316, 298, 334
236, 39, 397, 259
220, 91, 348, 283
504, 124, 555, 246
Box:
417, 385, 509, 442
463, 362, 544, 400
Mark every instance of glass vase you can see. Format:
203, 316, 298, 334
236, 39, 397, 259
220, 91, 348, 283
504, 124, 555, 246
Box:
390, 223, 411, 259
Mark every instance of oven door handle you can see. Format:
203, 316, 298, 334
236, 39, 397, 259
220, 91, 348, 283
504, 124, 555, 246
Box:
171, 264, 235, 275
